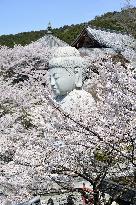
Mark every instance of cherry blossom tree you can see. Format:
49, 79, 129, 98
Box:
43, 53, 136, 205
0, 43, 135, 205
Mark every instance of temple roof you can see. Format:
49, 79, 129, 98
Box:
37, 34, 69, 47
71, 26, 136, 51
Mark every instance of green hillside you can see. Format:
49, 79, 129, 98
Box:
0, 7, 135, 47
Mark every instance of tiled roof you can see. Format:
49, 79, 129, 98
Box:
86, 26, 136, 51
37, 34, 68, 47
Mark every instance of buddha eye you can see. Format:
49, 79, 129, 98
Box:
54, 74, 59, 80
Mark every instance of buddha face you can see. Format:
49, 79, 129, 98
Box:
49, 67, 76, 97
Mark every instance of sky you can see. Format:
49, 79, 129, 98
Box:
0, 0, 136, 35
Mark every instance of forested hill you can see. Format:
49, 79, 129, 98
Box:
0, 7, 135, 47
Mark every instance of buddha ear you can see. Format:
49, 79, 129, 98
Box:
75, 67, 82, 88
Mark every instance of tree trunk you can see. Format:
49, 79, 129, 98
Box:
93, 183, 100, 205
134, 168, 136, 183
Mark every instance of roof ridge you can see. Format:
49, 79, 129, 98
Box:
88, 25, 132, 36
36, 34, 68, 47
52, 35, 68, 45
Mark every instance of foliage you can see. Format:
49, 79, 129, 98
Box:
0, 8, 135, 48
0, 104, 13, 118
111, 53, 129, 67
89, 7, 136, 37
94, 150, 114, 164
19, 109, 34, 129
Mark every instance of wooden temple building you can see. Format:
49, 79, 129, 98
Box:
71, 26, 135, 52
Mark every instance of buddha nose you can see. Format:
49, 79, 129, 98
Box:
50, 76, 56, 86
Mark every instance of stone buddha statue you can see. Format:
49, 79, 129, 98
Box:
49, 46, 96, 119
49, 47, 87, 98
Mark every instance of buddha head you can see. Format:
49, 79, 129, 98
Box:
49, 47, 88, 97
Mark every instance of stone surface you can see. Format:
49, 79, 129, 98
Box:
49, 47, 88, 97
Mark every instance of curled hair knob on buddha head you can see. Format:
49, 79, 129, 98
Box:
49, 47, 88, 97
